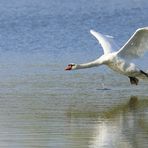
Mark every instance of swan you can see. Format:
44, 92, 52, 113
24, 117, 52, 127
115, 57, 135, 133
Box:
65, 27, 148, 85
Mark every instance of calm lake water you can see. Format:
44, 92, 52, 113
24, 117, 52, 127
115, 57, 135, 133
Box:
0, 0, 148, 148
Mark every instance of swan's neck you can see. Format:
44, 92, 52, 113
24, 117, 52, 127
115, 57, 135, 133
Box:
76, 60, 101, 70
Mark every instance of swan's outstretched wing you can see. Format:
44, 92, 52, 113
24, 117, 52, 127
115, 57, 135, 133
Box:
90, 30, 116, 54
118, 27, 148, 60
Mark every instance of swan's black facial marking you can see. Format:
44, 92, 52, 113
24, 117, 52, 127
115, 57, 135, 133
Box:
65, 64, 75, 70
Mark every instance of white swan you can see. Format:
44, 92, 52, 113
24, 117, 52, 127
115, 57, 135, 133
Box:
65, 27, 148, 85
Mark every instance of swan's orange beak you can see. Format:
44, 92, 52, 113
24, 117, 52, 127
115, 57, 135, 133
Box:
65, 64, 72, 70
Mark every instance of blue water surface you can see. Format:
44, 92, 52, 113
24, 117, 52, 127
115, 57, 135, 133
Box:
0, 0, 148, 148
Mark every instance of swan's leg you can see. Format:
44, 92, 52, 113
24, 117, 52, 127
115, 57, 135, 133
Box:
140, 70, 148, 77
128, 77, 139, 85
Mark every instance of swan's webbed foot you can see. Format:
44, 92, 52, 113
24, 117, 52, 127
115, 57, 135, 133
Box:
128, 77, 139, 85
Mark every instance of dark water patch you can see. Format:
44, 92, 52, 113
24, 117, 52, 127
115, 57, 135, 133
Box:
96, 88, 112, 91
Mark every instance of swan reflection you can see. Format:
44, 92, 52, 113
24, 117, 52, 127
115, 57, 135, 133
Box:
89, 96, 148, 148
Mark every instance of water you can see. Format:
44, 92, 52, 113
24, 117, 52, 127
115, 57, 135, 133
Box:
0, 0, 148, 148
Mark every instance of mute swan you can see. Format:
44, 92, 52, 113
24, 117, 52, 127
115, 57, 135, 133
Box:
65, 27, 148, 85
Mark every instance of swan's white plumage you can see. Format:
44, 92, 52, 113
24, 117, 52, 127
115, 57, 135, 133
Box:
118, 27, 148, 60
66, 27, 148, 85
90, 30, 113, 54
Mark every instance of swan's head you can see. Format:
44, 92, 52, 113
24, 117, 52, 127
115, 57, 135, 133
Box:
65, 63, 77, 70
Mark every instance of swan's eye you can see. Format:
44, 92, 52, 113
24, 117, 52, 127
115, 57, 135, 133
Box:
68, 64, 75, 67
